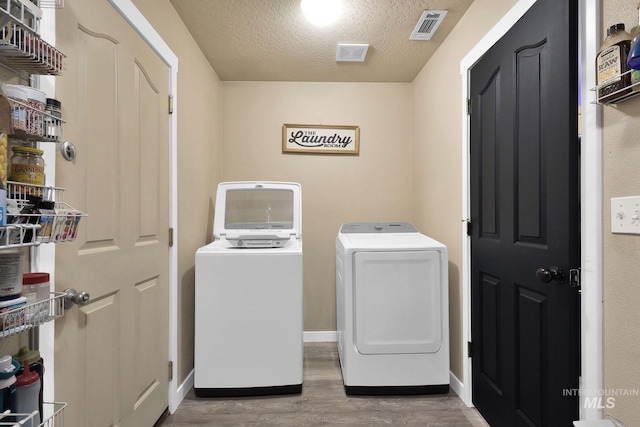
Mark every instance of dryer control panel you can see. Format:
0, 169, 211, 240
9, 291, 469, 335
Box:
340, 222, 416, 234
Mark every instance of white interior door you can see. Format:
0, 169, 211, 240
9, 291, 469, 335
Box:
54, 0, 170, 425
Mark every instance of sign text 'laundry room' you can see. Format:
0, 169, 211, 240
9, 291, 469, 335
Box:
282, 124, 360, 154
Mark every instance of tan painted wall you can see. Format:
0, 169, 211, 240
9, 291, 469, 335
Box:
131, 0, 222, 385
130, 0, 565, 397
111, 2, 640, 421
411, 0, 519, 383
133, 0, 520, 390
602, 1, 640, 423
220, 82, 412, 331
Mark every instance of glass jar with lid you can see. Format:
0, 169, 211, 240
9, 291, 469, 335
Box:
10, 146, 45, 196
597, 23, 633, 103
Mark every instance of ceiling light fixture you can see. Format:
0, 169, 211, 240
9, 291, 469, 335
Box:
300, 0, 342, 27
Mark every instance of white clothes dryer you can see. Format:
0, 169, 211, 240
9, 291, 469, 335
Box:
194, 182, 303, 397
336, 222, 449, 395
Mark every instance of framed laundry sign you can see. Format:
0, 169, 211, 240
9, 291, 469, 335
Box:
282, 124, 360, 154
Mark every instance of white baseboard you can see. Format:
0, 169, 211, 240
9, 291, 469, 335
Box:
450, 371, 473, 407
171, 369, 194, 414
304, 330, 337, 342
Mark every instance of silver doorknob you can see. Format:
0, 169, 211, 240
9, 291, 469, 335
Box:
64, 288, 90, 309
60, 141, 76, 161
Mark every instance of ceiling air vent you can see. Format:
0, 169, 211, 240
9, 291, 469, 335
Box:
409, 10, 448, 41
336, 43, 369, 62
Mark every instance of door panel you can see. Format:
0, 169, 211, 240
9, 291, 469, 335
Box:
470, 0, 579, 426
479, 70, 500, 240
81, 295, 118, 426
80, 27, 119, 247
515, 43, 546, 244
56, 0, 170, 425
479, 273, 500, 392
516, 286, 546, 426
354, 250, 441, 355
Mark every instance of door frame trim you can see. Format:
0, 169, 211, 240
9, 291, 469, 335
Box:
108, 0, 182, 413
459, 0, 603, 420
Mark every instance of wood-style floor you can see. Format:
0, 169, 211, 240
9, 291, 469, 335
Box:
158, 342, 489, 426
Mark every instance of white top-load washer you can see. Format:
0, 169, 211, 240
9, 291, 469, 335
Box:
194, 182, 303, 397
336, 222, 449, 395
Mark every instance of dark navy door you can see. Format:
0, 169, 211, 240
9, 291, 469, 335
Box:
469, 0, 580, 425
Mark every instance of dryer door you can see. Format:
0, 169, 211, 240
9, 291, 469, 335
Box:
353, 250, 442, 355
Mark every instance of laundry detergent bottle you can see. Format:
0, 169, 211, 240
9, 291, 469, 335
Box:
15, 360, 40, 426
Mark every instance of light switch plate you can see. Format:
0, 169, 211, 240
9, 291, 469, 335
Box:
611, 196, 640, 234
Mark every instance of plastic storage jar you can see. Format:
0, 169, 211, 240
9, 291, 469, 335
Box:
22, 272, 50, 321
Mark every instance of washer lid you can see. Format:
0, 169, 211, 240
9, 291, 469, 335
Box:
213, 182, 302, 246
340, 222, 417, 234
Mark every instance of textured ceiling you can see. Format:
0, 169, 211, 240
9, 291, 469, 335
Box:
169, 0, 474, 83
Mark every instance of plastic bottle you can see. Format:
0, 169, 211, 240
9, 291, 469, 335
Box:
15, 360, 40, 426
13, 347, 43, 425
0, 355, 19, 413
628, 2, 640, 90
596, 23, 632, 103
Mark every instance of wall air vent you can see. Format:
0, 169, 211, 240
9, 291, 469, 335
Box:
336, 43, 369, 62
409, 10, 448, 41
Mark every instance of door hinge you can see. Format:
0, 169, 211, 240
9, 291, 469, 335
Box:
169, 228, 174, 247
569, 268, 581, 290
468, 341, 473, 358
464, 219, 471, 236
467, 98, 473, 115
168, 95, 174, 114
168, 361, 174, 381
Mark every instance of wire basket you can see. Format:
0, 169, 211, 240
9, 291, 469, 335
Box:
5, 96, 64, 142
0, 182, 87, 248
0, 401, 67, 426
0, 292, 65, 338
0, 24, 64, 75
